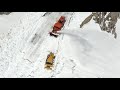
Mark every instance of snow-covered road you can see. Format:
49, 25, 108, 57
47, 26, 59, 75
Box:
0, 12, 120, 78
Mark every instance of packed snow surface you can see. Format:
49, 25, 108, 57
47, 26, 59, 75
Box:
0, 12, 120, 78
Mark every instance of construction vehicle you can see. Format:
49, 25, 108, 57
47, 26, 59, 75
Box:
49, 16, 66, 37
45, 52, 56, 70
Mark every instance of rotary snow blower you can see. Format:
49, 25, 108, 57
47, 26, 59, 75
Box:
49, 16, 66, 38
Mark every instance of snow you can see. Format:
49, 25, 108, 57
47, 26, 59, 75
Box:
0, 12, 120, 78
0, 12, 26, 34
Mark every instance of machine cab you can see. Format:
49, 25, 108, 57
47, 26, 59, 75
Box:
45, 52, 56, 70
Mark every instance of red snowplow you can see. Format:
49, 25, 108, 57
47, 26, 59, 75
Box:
49, 16, 66, 37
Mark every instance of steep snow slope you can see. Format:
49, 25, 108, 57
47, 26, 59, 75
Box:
0, 12, 120, 78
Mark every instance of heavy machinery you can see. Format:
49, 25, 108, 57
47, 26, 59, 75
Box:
45, 52, 56, 70
49, 16, 66, 38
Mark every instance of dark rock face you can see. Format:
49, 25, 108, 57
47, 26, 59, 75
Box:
80, 12, 120, 39
0, 12, 11, 15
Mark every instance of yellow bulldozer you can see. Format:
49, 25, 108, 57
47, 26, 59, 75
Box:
45, 52, 56, 70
